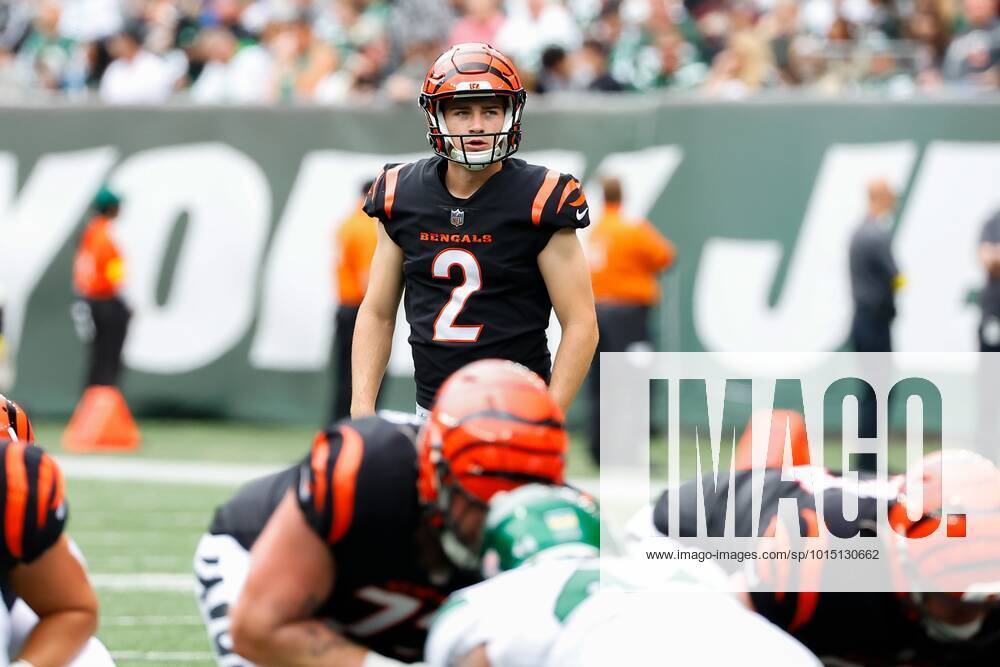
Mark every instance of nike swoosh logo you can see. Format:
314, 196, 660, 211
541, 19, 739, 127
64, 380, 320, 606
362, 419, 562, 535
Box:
576, 208, 588, 220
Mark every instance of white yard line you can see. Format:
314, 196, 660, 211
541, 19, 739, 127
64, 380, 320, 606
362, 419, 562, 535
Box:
103, 616, 203, 626
54, 454, 615, 497
90, 573, 195, 592
56, 455, 282, 486
110, 651, 214, 661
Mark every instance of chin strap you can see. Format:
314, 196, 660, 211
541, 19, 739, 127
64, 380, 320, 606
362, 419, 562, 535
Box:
922, 615, 986, 642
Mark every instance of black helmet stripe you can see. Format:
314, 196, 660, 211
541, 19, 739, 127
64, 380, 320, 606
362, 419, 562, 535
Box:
431, 64, 515, 94
5, 399, 18, 440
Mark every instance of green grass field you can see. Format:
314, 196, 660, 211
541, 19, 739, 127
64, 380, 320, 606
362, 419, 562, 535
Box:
32, 418, 912, 666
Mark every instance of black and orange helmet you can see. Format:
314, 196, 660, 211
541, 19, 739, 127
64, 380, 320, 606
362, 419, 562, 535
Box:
887, 450, 1000, 604
417, 359, 567, 510
0, 394, 34, 444
419, 43, 526, 170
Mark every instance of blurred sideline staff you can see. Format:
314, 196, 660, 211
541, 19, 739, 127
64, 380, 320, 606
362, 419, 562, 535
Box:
847, 177, 902, 450
976, 208, 1000, 463
71, 186, 131, 389
329, 179, 377, 425
585, 175, 675, 463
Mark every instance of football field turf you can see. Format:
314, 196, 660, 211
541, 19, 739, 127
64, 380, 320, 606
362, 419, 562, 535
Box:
33, 419, 909, 666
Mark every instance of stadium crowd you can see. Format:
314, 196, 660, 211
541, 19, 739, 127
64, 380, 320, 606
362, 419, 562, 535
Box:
0, 0, 997, 103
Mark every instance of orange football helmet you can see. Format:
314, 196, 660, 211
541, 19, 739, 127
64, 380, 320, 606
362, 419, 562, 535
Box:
419, 42, 526, 170
887, 450, 1000, 606
734, 409, 810, 471
417, 359, 567, 511
0, 394, 34, 444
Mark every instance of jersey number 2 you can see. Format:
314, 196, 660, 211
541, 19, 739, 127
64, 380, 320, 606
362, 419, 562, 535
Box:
432, 248, 483, 343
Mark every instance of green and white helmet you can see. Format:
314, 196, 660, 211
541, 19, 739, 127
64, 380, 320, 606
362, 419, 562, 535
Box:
480, 484, 601, 577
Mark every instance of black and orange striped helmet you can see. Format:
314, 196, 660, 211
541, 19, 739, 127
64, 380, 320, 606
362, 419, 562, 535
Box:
0, 394, 34, 444
417, 359, 566, 568
419, 43, 526, 170
887, 450, 1000, 605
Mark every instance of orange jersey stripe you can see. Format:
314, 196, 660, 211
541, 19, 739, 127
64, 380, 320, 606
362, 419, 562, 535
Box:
328, 425, 365, 544
36, 454, 54, 530
789, 509, 824, 631
556, 179, 579, 214
531, 170, 560, 226
384, 165, 404, 220
311, 432, 331, 515
5, 442, 28, 559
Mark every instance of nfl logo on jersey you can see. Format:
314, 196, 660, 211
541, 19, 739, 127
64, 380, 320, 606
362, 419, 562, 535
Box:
450, 209, 465, 227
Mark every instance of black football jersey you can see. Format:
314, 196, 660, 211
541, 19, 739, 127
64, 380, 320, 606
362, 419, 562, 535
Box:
295, 416, 477, 662
364, 156, 590, 409
0, 441, 67, 573
653, 468, 1000, 664
208, 465, 298, 550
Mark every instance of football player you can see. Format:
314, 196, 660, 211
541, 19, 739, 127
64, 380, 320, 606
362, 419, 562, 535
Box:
0, 438, 102, 666
0, 395, 114, 666
425, 484, 821, 667
200, 360, 566, 667
351, 42, 598, 419
0, 394, 35, 443
643, 450, 1000, 665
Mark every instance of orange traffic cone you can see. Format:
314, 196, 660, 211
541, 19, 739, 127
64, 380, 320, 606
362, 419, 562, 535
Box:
62, 386, 141, 452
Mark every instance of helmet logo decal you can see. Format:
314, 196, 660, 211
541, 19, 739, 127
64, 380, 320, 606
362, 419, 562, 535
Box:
450, 209, 466, 228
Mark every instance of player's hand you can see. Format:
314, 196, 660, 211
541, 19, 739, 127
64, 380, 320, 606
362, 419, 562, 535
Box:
350, 403, 377, 419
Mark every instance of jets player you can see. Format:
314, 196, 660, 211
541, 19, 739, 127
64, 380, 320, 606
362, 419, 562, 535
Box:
425, 484, 821, 667
351, 42, 598, 419
197, 360, 567, 666
643, 450, 1000, 665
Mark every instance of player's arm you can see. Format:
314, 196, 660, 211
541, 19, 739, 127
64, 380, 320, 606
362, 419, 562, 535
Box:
538, 228, 599, 414
230, 490, 372, 667
351, 221, 403, 418
9, 535, 98, 667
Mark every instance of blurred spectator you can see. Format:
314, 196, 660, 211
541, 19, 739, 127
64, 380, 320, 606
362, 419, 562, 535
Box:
99, 23, 184, 103
761, 0, 800, 82
907, 4, 953, 86
58, 0, 124, 42
14, 0, 79, 91
575, 37, 626, 90
272, 15, 338, 100
189, 25, 278, 103
857, 32, 915, 95
536, 44, 573, 91
496, 0, 581, 72
382, 39, 441, 103
0, 0, 998, 101
640, 29, 707, 90
704, 29, 779, 96
449, 0, 506, 46
942, 0, 1000, 88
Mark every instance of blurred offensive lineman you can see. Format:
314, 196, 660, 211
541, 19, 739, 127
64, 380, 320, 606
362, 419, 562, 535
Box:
194, 360, 567, 666
425, 484, 820, 667
0, 396, 113, 666
0, 436, 100, 666
640, 449, 1000, 665
351, 42, 598, 418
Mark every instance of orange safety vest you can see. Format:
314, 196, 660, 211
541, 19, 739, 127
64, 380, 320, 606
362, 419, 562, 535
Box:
73, 216, 125, 299
335, 201, 378, 306
588, 204, 676, 305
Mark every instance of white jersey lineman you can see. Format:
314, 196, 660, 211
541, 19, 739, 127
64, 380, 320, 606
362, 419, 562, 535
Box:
425, 556, 821, 667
